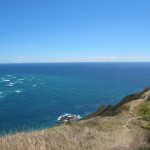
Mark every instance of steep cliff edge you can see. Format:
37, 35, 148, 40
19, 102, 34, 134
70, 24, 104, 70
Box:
0, 87, 150, 150
83, 86, 150, 120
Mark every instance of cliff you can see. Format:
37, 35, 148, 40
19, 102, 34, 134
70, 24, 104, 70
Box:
83, 86, 150, 119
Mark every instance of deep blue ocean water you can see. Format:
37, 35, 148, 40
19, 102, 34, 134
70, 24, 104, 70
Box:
0, 62, 150, 134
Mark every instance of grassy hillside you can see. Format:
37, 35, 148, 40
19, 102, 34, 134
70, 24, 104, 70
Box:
0, 87, 150, 150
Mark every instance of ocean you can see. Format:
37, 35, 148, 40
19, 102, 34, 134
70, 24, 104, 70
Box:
0, 62, 150, 134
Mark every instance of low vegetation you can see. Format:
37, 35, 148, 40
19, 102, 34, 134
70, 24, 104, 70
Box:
138, 102, 150, 121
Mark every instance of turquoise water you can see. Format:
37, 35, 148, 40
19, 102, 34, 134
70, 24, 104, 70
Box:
0, 63, 150, 134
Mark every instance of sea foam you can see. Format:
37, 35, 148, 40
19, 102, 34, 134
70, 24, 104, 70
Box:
57, 113, 81, 122
18, 79, 24, 81
3, 80, 10, 82
7, 82, 15, 87
15, 90, 22, 93
7, 84, 13, 87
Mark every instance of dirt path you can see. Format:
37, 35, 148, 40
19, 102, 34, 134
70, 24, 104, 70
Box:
124, 99, 146, 149
111, 99, 146, 150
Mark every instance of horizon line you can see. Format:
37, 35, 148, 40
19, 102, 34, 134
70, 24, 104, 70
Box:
1, 61, 150, 64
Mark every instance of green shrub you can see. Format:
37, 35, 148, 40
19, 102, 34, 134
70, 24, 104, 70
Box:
142, 123, 150, 131
138, 102, 150, 117
123, 104, 130, 111
139, 147, 150, 150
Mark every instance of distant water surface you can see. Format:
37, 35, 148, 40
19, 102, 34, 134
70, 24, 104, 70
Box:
0, 62, 150, 134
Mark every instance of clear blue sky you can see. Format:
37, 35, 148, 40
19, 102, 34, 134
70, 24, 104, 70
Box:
0, 0, 150, 63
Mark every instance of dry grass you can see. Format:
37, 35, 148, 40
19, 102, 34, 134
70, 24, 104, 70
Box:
0, 114, 140, 150
0, 124, 116, 150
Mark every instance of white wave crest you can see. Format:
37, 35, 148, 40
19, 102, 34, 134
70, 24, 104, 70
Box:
3, 80, 10, 82
15, 90, 22, 93
57, 113, 81, 122
7, 82, 15, 87
7, 84, 13, 87
7, 75, 11, 77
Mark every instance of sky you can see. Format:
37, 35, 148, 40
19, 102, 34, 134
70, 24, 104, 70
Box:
0, 0, 150, 63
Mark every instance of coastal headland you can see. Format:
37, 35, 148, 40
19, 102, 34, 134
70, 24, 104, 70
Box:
0, 87, 150, 150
